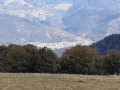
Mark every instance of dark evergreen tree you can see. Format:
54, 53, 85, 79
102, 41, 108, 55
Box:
0, 45, 9, 72
23, 44, 39, 72
34, 47, 60, 73
4, 44, 29, 72
103, 50, 120, 75
94, 56, 104, 75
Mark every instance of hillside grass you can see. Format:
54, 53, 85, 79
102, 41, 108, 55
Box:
0, 73, 120, 90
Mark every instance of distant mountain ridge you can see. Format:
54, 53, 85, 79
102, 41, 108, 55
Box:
0, 0, 120, 49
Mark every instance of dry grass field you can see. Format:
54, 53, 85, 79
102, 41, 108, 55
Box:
0, 73, 120, 90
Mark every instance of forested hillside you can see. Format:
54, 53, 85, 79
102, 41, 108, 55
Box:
90, 34, 120, 55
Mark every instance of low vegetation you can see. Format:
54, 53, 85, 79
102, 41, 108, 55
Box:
0, 73, 120, 90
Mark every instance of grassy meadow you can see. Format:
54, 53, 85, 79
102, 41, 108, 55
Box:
0, 73, 120, 90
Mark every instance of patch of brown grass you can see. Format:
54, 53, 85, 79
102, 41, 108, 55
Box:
0, 73, 120, 90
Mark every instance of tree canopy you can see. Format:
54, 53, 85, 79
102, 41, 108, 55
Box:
60, 45, 100, 74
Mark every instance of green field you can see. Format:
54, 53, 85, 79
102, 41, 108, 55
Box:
0, 73, 120, 90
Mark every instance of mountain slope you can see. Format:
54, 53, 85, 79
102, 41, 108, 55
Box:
90, 34, 120, 55
63, 6, 120, 41
0, 0, 120, 49
0, 14, 79, 44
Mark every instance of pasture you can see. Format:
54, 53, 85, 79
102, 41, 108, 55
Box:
0, 73, 120, 90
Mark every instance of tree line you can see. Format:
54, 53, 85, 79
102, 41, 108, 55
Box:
0, 44, 120, 75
